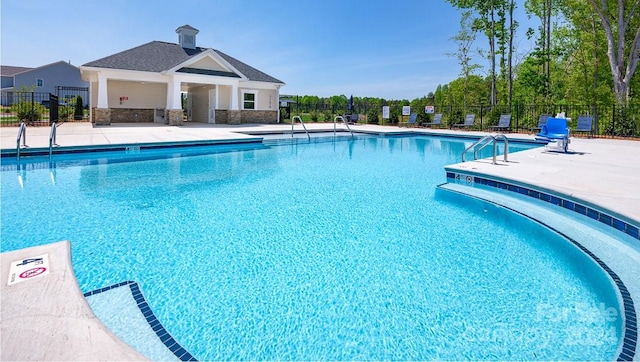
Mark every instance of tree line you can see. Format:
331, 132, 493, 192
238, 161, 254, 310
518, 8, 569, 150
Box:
285, 0, 639, 136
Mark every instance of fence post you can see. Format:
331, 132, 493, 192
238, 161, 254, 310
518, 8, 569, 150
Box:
611, 104, 616, 138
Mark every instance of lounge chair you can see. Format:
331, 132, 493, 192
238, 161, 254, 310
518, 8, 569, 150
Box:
489, 114, 511, 132
421, 113, 442, 128
574, 115, 594, 138
452, 114, 475, 129
529, 114, 551, 133
342, 114, 359, 124
399, 113, 418, 127
535, 117, 570, 152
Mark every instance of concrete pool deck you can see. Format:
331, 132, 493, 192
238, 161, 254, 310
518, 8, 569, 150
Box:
1, 121, 639, 360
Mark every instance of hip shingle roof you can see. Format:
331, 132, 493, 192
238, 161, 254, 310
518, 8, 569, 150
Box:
82, 41, 283, 84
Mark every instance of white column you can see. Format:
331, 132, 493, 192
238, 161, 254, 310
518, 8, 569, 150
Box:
231, 83, 239, 110
166, 76, 182, 109
97, 72, 109, 108
276, 85, 281, 123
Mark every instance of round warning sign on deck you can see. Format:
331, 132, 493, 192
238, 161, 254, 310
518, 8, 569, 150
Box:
19, 267, 47, 279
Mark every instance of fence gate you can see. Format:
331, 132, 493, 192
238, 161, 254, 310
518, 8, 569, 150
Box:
49, 94, 59, 122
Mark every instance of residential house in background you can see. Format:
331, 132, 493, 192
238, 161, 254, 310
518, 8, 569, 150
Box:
80, 25, 285, 125
1, 62, 89, 106
1, 66, 33, 89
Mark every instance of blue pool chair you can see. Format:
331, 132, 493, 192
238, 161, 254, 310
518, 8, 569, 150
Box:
421, 113, 442, 128
452, 114, 475, 129
399, 113, 418, 127
529, 114, 551, 133
574, 115, 594, 138
489, 114, 512, 132
535, 117, 570, 152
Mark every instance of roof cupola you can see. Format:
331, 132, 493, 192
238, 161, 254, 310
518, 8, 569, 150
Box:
176, 25, 199, 49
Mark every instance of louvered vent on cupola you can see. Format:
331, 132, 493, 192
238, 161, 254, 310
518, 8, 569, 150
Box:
176, 25, 199, 49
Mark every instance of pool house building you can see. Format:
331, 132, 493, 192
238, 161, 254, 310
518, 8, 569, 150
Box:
80, 25, 285, 125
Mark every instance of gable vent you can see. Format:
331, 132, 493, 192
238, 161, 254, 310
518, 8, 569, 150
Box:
176, 25, 199, 50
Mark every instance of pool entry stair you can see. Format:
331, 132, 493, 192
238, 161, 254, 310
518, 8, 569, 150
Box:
84, 281, 197, 361
438, 178, 638, 361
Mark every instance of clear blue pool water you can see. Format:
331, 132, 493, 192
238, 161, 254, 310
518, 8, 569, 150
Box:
1, 135, 621, 360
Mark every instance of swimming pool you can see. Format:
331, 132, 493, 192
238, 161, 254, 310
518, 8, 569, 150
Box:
0, 135, 623, 360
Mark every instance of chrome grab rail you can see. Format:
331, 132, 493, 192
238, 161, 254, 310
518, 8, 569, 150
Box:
291, 116, 310, 140
333, 116, 354, 138
16, 122, 26, 160
462, 134, 509, 164
49, 121, 58, 158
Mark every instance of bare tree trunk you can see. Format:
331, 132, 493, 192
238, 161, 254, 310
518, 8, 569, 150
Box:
545, 0, 551, 99
588, 0, 640, 103
490, 0, 497, 106
508, 0, 515, 109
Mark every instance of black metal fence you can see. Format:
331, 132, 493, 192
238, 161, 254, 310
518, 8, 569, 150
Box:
289, 102, 640, 138
1, 87, 89, 127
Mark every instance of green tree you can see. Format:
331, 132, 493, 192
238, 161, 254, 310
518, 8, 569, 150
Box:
447, 10, 482, 109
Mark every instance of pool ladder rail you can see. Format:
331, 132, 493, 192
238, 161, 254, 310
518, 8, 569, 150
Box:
49, 121, 58, 158
15, 121, 59, 161
16, 122, 27, 160
333, 116, 355, 138
291, 116, 310, 140
462, 133, 509, 164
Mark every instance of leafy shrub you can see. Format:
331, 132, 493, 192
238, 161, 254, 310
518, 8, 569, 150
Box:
388, 109, 400, 124
606, 105, 638, 136
309, 111, 319, 122
323, 110, 333, 122
367, 108, 379, 124
11, 102, 45, 122
417, 112, 431, 124
484, 108, 502, 126
59, 104, 74, 120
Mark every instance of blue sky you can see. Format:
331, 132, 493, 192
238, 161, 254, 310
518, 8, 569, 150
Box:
1, 0, 537, 100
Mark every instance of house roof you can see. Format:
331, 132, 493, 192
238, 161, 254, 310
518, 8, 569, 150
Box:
82, 41, 284, 84
1, 66, 34, 77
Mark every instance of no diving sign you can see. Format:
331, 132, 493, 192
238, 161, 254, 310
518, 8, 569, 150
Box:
7, 254, 50, 286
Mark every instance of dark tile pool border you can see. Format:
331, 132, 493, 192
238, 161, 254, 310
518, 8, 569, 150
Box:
84, 281, 197, 361
444, 172, 637, 360
446, 172, 640, 242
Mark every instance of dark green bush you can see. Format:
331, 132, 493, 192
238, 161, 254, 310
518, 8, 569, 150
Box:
12, 102, 44, 122
367, 108, 379, 124
74, 96, 84, 120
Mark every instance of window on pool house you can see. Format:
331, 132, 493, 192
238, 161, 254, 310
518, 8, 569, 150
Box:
243, 91, 257, 110
36, 78, 44, 87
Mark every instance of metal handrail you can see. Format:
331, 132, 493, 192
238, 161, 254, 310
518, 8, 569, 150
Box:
16, 122, 26, 160
462, 134, 509, 164
291, 116, 310, 140
333, 116, 354, 138
49, 121, 58, 158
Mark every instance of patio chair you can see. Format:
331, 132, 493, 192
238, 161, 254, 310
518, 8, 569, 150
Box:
452, 114, 475, 129
399, 113, 418, 127
535, 117, 570, 152
574, 115, 594, 138
529, 114, 551, 133
421, 113, 442, 128
489, 114, 511, 132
